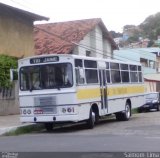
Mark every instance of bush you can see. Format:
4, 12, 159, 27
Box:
0, 54, 18, 88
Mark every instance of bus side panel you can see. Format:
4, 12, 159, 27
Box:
76, 85, 102, 119
107, 99, 126, 114
107, 95, 145, 114
107, 84, 145, 114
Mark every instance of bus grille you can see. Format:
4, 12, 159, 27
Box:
34, 96, 56, 106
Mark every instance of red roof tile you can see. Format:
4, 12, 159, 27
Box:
34, 18, 118, 55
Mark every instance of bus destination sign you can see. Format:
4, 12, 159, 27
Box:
30, 56, 59, 64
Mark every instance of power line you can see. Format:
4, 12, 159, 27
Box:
9, 0, 32, 10
3, 3, 157, 65
34, 26, 143, 63
8, 0, 158, 60
8, 0, 44, 16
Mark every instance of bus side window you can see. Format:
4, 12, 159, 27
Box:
75, 68, 84, 85
75, 59, 84, 85
106, 70, 110, 83
130, 65, 138, 83
110, 62, 121, 83
120, 64, 129, 83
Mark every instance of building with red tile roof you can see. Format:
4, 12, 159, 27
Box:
34, 18, 118, 58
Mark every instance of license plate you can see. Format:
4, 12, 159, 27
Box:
42, 107, 57, 114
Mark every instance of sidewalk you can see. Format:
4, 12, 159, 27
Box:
0, 115, 28, 135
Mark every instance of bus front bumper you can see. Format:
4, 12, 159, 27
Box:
20, 114, 80, 123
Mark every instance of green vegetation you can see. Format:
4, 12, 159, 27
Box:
140, 12, 160, 41
109, 30, 122, 38
3, 124, 44, 136
0, 54, 18, 88
131, 108, 139, 114
125, 12, 160, 45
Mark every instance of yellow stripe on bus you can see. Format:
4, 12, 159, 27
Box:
108, 86, 145, 96
77, 88, 101, 100
77, 85, 145, 100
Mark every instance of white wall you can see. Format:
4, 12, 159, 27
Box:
103, 39, 112, 58
94, 26, 103, 58
72, 25, 113, 58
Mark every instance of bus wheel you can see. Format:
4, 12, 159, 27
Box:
44, 123, 54, 131
86, 108, 95, 129
115, 103, 131, 121
123, 103, 131, 121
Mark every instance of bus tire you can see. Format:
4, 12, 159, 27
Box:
115, 112, 123, 121
116, 103, 131, 121
86, 108, 95, 129
44, 123, 54, 131
123, 103, 131, 121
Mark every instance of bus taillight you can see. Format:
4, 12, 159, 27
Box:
34, 108, 43, 114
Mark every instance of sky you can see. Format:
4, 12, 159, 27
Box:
1, 0, 160, 33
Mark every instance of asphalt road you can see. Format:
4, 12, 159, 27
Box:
0, 111, 160, 153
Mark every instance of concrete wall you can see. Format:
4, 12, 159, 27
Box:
0, 10, 34, 58
0, 82, 19, 116
72, 25, 113, 58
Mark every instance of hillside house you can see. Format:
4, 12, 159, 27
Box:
0, 2, 48, 58
34, 18, 118, 58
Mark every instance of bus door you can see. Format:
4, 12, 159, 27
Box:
99, 69, 108, 114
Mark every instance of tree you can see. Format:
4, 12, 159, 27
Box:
139, 12, 160, 40
109, 31, 122, 38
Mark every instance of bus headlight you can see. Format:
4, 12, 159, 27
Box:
23, 109, 27, 114
62, 108, 67, 113
27, 109, 31, 114
21, 109, 32, 115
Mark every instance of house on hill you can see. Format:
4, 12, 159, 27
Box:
0, 2, 49, 58
34, 18, 118, 58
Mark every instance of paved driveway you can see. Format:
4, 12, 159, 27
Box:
50, 110, 160, 137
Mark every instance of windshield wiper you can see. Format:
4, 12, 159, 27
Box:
54, 85, 61, 90
30, 85, 34, 92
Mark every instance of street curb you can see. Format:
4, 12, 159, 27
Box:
0, 123, 35, 136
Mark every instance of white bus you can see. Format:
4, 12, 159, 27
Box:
18, 54, 145, 131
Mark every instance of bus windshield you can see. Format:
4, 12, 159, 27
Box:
19, 63, 73, 91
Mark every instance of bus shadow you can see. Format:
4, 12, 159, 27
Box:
42, 115, 118, 134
